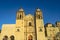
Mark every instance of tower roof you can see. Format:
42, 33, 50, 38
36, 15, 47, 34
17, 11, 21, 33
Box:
19, 8, 24, 11
36, 8, 41, 11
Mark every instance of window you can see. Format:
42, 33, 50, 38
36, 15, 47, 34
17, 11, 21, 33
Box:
40, 29, 42, 32
17, 29, 20, 32
38, 15, 42, 19
20, 15, 22, 19
3, 36, 8, 40
38, 15, 40, 19
10, 35, 14, 40
29, 22, 32, 26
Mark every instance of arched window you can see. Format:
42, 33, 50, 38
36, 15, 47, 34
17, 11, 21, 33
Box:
10, 35, 14, 40
17, 29, 20, 32
29, 22, 32, 26
38, 15, 42, 19
28, 35, 33, 40
3, 36, 8, 40
20, 15, 22, 19
38, 15, 40, 19
40, 29, 42, 32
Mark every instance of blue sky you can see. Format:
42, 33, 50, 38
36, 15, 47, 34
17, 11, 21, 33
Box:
0, 0, 60, 29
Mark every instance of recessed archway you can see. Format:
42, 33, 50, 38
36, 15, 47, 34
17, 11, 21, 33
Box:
10, 35, 15, 40
28, 35, 33, 40
3, 35, 8, 40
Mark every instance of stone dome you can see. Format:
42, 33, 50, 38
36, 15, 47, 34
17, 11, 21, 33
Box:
36, 8, 40, 11
19, 8, 24, 11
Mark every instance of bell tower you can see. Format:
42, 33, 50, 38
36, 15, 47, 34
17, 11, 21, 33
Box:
16, 8, 25, 26
36, 8, 43, 19
35, 8, 45, 40
16, 8, 25, 20
15, 8, 25, 40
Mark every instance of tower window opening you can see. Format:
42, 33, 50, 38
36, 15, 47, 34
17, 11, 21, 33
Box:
20, 15, 22, 19
38, 15, 42, 19
29, 22, 32, 26
38, 15, 40, 19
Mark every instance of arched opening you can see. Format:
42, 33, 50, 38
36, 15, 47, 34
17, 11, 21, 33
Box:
3, 36, 8, 40
17, 29, 20, 32
29, 22, 32, 26
20, 15, 22, 19
40, 28, 42, 32
10, 35, 14, 40
38, 15, 40, 19
38, 15, 42, 19
28, 35, 33, 40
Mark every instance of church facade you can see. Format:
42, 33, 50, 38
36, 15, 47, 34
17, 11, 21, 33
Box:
0, 8, 60, 40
